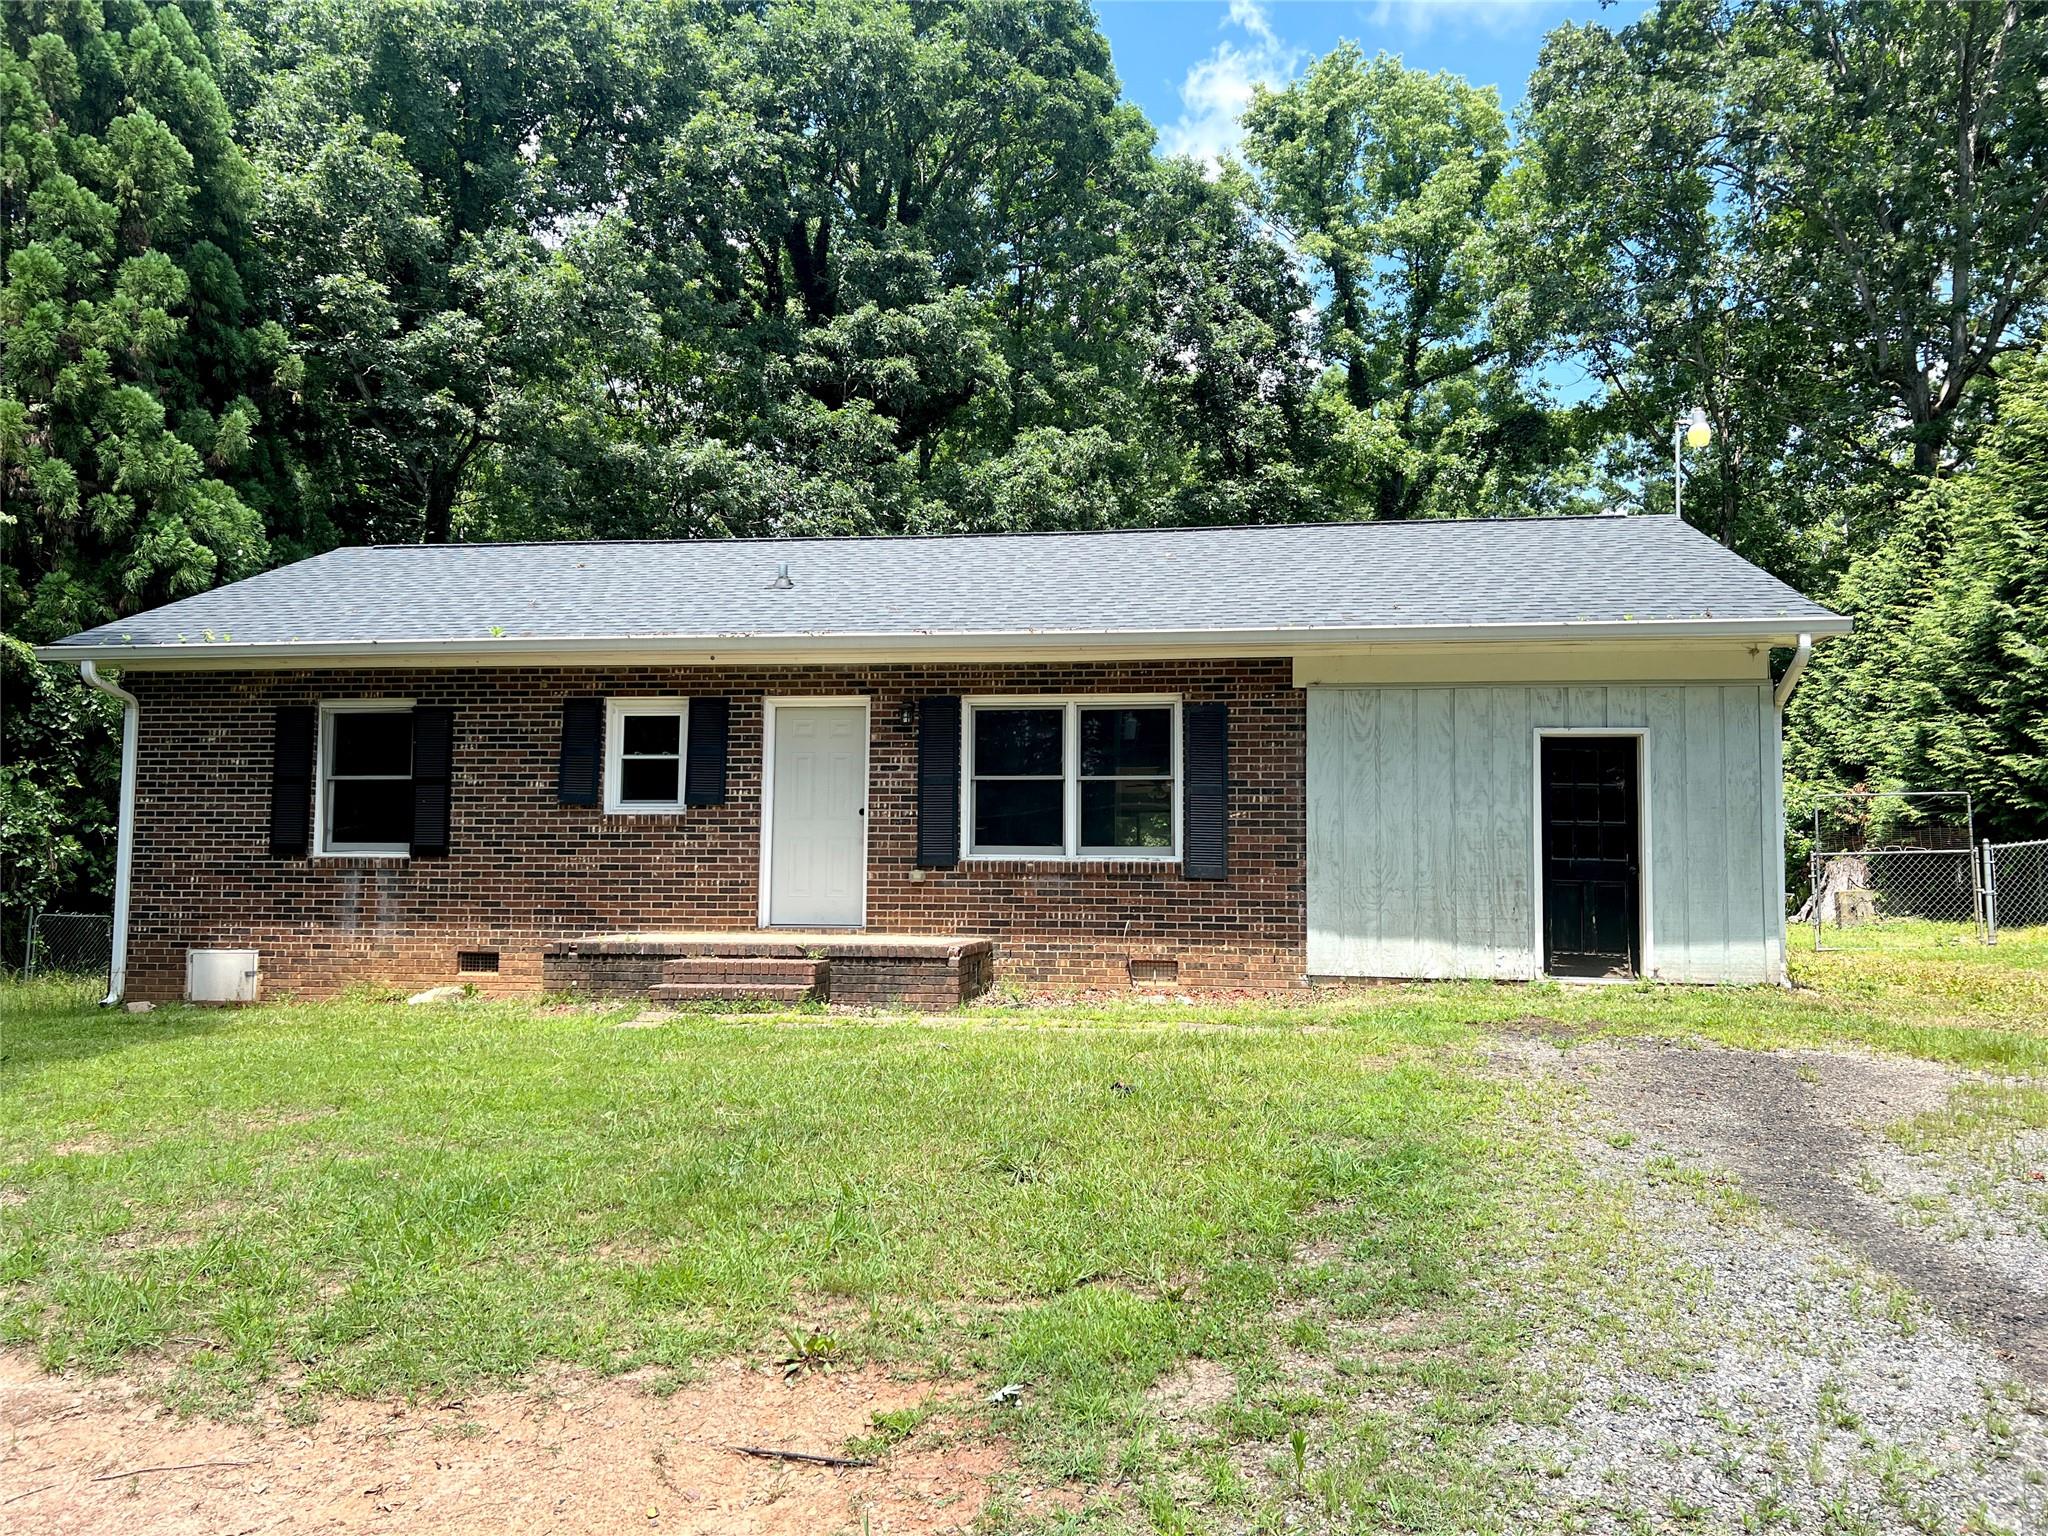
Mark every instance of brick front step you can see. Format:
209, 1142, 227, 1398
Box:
660, 956, 826, 988
650, 955, 828, 1003
650, 980, 822, 1004
543, 931, 997, 1009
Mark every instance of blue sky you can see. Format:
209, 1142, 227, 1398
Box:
1094, 0, 1654, 164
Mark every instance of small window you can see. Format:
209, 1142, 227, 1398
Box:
319, 704, 414, 856
605, 699, 689, 812
965, 697, 1179, 860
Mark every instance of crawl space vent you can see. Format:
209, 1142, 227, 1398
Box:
1128, 957, 1179, 986
457, 949, 501, 975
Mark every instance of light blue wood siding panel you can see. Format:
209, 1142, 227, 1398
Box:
1305, 680, 1776, 983
1492, 688, 1537, 977
1305, 689, 1341, 974
1341, 689, 1378, 970
1415, 689, 1456, 976
1646, 686, 1689, 979
1451, 689, 1494, 973
1721, 686, 1769, 982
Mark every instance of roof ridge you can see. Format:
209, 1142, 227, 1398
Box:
357, 513, 1685, 554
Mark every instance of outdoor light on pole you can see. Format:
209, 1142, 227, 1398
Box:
1673, 406, 1711, 520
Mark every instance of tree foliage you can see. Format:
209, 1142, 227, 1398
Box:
1789, 344, 2048, 840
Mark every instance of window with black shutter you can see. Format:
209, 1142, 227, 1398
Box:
684, 697, 730, 806
959, 696, 1180, 860
318, 704, 417, 855
1182, 702, 1229, 880
409, 707, 454, 857
269, 706, 316, 857
557, 697, 602, 805
916, 696, 962, 868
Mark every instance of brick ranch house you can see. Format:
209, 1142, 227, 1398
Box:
39, 517, 1848, 1007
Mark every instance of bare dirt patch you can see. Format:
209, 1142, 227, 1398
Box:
1144, 1358, 1235, 1427
0, 1354, 1012, 1536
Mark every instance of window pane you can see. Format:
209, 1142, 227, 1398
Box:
974, 778, 1062, 849
329, 778, 413, 847
1079, 707, 1171, 777
621, 711, 681, 757
620, 756, 681, 804
1081, 779, 1173, 850
330, 711, 412, 777
974, 708, 1063, 776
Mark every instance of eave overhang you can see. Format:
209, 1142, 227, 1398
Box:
36, 615, 1852, 672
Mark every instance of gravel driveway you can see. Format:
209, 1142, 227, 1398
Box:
1493, 1036, 2048, 1534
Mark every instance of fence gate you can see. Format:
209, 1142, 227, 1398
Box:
1803, 791, 1984, 950
24, 912, 114, 987
1983, 837, 2048, 942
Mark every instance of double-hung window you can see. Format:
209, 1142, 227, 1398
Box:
965, 697, 1178, 859
605, 699, 689, 812
319, 703, 415, 855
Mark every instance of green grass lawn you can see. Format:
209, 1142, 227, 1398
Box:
2, 931, 2044, 1530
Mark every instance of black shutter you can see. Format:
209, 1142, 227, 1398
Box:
685, 697, 730, 806
1183, 702, 1228, 880
268, 706, 315, 857
916, 695, 962, 868
410, 706, 454, 857
557, 697, 602, 805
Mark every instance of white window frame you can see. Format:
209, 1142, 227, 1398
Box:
605, 698, 690, 814
315, 699, 416, 858
962, 695, 1181, 862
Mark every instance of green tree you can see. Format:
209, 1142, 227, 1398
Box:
1519, 0, 2048, 577
3, 0, 281, 640
1242, 46, 1561, 522
1790, 344, 2048, 840
230, 0, 639, 545
3, 0, 285, 959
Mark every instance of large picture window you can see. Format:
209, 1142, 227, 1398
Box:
965, 697, 1179, 859
319, 703, 414, 855
605, 699, 689, 812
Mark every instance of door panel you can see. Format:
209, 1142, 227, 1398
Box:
768, 705, 867, 927
1542, 736, 1640, 978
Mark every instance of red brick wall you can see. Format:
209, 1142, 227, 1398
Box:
122, 659, 1306, 1000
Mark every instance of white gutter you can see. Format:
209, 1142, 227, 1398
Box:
1772, 633, 1814, 710
78, 663, 137, 1006
36, 614, 1854, 671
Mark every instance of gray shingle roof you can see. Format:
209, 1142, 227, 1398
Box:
41, 516, 1846, 662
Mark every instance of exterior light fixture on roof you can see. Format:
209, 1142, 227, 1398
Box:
768, 561, 794, 590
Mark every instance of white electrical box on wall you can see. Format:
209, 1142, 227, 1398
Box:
186, 949, 260, 1004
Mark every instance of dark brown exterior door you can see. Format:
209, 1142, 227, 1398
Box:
1541, 736, 1641, 978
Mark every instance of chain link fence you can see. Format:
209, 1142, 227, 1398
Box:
24, 912, 113, 986
1984, 837, 2048, 940
1800, 791, 1984, 950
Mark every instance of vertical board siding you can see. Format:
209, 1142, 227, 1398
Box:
1307, 681, 1777, 983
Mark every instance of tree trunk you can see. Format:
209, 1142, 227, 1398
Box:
1793, 855, 1876, 926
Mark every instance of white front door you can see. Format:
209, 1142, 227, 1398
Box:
765, 703, 868, 927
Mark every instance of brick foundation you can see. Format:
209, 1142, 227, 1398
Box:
120, 659, 1306, 1001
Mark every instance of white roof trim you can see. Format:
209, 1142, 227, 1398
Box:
38, 614, 1852, 671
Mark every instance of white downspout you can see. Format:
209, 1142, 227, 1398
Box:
1772, 633, 1814, 710
79, 662, 137, 1006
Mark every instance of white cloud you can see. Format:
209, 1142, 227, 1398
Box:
1362, 0, 1557, 42
1162, 0, 1306, 171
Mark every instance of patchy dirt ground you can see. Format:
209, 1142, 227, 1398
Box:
1493, 1037, 2048, 1534
0, 1357, 1023, 1536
